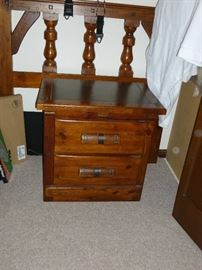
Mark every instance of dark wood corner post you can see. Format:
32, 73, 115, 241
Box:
0, 0, 13, 96
141, 20, 153, 39
81, 16, 97, 75
43, 13, 58, 73
119, 20, 140, 78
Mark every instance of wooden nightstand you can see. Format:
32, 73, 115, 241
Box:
36, 78, 165, 201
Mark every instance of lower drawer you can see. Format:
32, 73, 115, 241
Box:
44, 185, 142, 201
54, 155, 142, 186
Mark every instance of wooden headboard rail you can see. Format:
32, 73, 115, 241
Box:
11, 0, 154, 22
0, 0, 154, 95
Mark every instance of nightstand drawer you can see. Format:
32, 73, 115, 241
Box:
54, 155, 142, 186
44, 185, 141, 201
55, 120, 152, 155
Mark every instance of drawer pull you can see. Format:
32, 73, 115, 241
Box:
79, 167, 115, 177
81, 133, 120, 145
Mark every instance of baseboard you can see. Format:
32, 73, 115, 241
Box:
165, 159, 179, 184
158, 149, 167, 158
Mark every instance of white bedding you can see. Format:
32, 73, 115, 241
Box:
146, 0, 202, 127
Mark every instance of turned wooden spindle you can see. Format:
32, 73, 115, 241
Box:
43, 13, 58, 73
119, 21, 139, 78
81, 17, 97, 75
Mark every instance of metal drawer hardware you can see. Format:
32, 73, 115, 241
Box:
79, 167, 115, 177
98, 133, 105, 144
81, 133, 120, 144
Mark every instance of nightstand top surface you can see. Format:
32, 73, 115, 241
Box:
36, 78, 166, 115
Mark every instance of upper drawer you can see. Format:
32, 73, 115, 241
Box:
55, 120, 153, 155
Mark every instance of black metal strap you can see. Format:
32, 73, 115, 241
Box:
64, 0, 73, 20
96, 15, 104, 43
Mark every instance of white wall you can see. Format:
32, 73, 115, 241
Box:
12, 0, 174, 149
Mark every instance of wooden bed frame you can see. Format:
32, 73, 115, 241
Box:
0, 0, 155, 92
0, 0, 163, 163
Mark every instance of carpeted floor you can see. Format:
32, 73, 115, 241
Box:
0, 156, 201, 270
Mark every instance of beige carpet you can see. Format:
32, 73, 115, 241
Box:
0, 156, 201, 270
